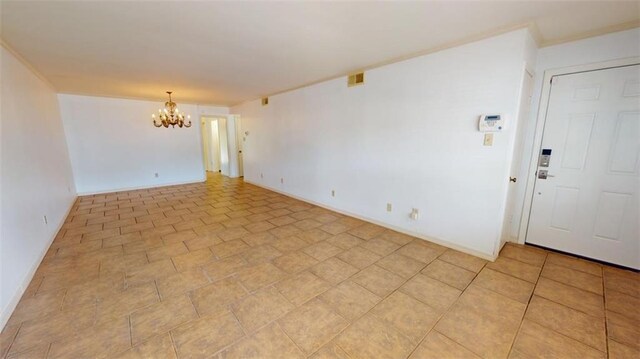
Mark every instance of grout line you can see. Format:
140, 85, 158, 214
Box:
168, 330, 180, 358
152, 279, 162, 302
128, 315, 133, 348
2, 322, 23, 358
602, 265, 610, 357
278, 321, 308, 356
408, 262, 488, 358
326, 254, 434, 358
505, 250, 550, 357
44, 342, 52, 359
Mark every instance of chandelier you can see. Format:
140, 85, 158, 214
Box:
152, 91, 192, 128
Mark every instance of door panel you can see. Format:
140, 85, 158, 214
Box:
560, 113, 594, 170
608, 112, 639, 174
527, 64, 640, 269
549, 186, 579, 231
593, 191, 630, 240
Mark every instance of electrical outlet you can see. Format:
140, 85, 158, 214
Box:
386, 203, 392, 212
280, 178, 284, 184
410, 208, 419, 220
331, 190, 335, 197
483, 133, 494, 146
43, 215, 48, 225
154, 172, 159, 178
261, 173, 264, 179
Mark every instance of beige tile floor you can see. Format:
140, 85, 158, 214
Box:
1, 173, 638, 359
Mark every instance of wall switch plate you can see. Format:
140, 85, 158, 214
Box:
483, 133, 494, 146
331, 190, 335, 197
386, 203, 392, 212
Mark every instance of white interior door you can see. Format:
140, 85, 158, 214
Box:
218, 117, 230, 176
209, 119, 221, 172
527, 64, 639, 269
201, 119, 211, 171
502, 70, 534, 247
236, 116, 244, 177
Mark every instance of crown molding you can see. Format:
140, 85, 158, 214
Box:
1, 38, 57, 91
540, 20, 640, 48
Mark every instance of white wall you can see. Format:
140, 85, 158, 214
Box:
59, 95, 228, 194
1, 46, 76, 328
515, 28, 640, 243
232, 29, 535, 259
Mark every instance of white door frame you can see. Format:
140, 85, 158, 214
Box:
517, 57, 640, 245
199, 114, 228, 177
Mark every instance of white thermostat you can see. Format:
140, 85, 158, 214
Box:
478, 114, 505, 132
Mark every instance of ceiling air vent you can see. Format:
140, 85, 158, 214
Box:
261, 97, 269, 106
348, 72, 365, 87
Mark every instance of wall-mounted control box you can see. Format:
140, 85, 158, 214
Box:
478, 114, 505, 132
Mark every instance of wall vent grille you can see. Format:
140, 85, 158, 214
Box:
348, 72, 365, 87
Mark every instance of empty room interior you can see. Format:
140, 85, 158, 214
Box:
1, 1, 639, 358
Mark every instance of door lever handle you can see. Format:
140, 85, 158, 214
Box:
509, 177, 517, 183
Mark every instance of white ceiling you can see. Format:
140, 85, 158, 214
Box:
1, 1, 638, 106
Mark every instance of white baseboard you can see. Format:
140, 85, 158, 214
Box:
0, 196, 77, 331
76, 178, 206, 196
244, 180, 497, 262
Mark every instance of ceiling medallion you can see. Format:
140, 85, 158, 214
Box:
152, 91, 192, 128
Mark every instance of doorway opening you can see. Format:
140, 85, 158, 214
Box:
201, 116, 230, 176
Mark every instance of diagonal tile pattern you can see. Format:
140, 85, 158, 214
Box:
1, 173, 637, 358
